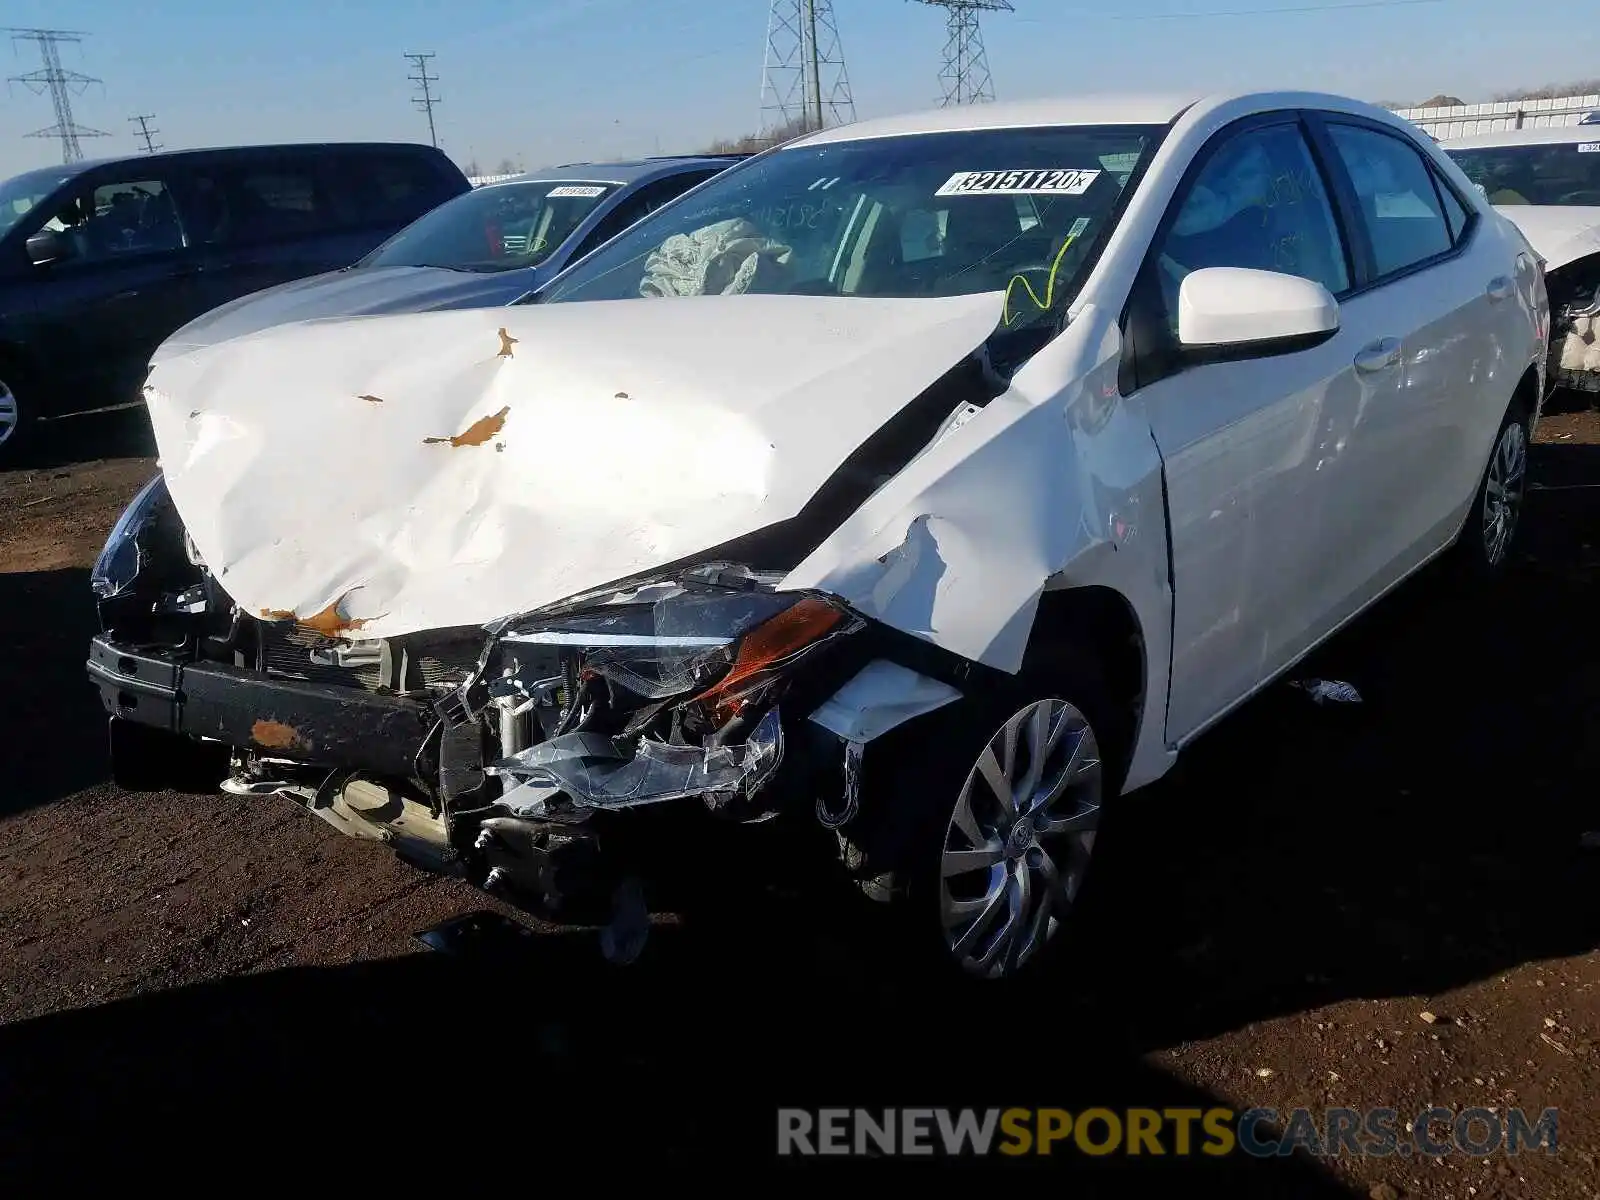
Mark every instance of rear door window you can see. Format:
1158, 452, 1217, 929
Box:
1325, 123, 1455, 280
180, 154, 339, 247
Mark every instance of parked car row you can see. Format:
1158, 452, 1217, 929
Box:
78, 88, 1552, 983
0, 143, 746, 459
1440, 124, 1600, 395
0, 141, 470, 458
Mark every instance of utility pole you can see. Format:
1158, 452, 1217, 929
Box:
804, 0, 822, 131
910, 0, 1014, 107
129, 113, 161, 153
5, 27, 109, 163
759, 0, 855, 139
405, 52, 440, 148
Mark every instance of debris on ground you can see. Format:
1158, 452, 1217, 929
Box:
1290, 678, 1363, 705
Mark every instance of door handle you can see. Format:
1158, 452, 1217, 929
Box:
1486, 275, 1514, 303
1353, 337, 1402, 373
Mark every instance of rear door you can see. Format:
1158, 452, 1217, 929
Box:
1123, 113, 1392, 741
20, 165, 198, 403
174, 148, 360, 317
1309, 115, 1513, 604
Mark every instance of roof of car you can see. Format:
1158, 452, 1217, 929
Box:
38, 142, 446, 179
785, 90, 1437, 148
790, 93, 1205, 146
485, 155, 747, 189
1440, 125, 1600, 150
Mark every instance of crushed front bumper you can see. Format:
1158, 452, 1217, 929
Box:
86, 635, 436, 780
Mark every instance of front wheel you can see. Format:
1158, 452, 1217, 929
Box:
843, 656, 1117, 985
934, 696, 1105, 980
1451, 403, 1529, 578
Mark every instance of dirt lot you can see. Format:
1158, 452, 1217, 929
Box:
0, 406, 1596, 1191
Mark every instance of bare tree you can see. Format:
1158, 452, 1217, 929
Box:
704, 115, 818, 155
1493, 79, 1600, 102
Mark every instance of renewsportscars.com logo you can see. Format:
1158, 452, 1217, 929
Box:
777, 1106, 1560, 1158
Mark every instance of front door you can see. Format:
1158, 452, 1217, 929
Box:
172, 152, 363, 318
22, 169, 198, 406
1125, 114, 1394, 742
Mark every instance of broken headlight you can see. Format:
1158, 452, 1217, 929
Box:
482, 565, 864, 817
90, 473, 169, 599
495, 563, 863, 728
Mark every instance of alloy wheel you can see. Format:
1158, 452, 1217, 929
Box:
0, 379, 18, 450
1482, 420, 1527, 568
939, 698, 1102, 980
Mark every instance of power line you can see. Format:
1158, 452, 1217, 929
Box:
5, 26, 109, 164
760, 0, 856, 137
129, 113, 161, 153
1115, 0, 1443, 18
911, 1, 1014, 107
405, 51, 440, 148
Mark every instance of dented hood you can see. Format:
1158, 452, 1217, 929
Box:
1493, 204, 1600, 271
145, 292, 1005, 639
151, 265, 543, 365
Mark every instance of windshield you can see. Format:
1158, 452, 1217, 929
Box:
360, 179, 621, 272
1446, 141, 1600, 207
0, 165, 72, 239
538, 126, 1161, 328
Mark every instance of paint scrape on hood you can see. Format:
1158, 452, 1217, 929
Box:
145, 293, 1006, 639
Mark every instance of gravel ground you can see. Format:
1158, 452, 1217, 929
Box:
0, 405, 1596, 1191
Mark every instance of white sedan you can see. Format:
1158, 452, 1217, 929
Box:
96, 89, 1549, 983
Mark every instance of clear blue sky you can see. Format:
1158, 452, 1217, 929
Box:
0, 0, 1588, 176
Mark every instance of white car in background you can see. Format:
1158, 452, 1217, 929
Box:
1443, 125, 1600, 396
92, 90, 1547, 983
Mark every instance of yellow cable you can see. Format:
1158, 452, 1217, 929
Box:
1001, 232, 1081, 327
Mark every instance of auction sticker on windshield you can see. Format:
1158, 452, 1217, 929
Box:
1578, 143, 1600, 154
547, 185, 609, 197
936, 169, 1102, 197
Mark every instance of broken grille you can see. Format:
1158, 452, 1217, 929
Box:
257, 623, 478, 694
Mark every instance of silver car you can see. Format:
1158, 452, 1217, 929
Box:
149, 155, 744, 363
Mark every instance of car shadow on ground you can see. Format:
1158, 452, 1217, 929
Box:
0, 920, 1356, 1192
0, 568, 110, 815
0, 443, 1593, 1185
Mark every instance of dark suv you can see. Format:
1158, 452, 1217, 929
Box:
0, 142, 470, 460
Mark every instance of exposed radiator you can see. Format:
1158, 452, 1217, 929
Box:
258, 622, 477, 694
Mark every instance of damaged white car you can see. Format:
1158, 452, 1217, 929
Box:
1443, 125, 1600, 397
88, 91, 1547, 981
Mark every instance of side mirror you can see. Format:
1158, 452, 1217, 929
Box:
25, 228, 73, 266
1177, 266, 1339, 352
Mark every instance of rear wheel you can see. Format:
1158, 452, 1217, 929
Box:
0, 371, 25, 461
1450, 402, 1529, 579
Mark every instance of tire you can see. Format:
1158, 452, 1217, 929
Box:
1449, 400, 1530, 580
839, 644, 1121, 986
0, 364, 28, 463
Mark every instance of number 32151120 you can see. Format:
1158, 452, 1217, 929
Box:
935, 168, 1102, 197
